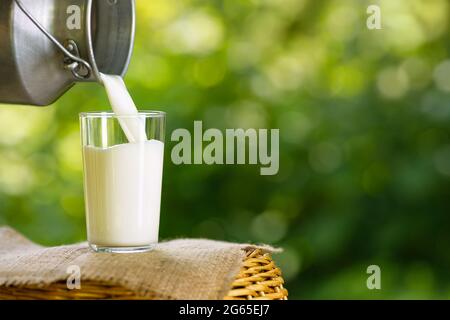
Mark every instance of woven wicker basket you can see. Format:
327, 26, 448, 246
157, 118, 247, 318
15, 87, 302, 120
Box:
0, 249, 288, 300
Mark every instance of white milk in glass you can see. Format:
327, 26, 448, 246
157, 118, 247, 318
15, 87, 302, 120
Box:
83, 74, 164, 248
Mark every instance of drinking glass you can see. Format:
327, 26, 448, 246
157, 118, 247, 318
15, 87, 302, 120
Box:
80, 111, 165, 253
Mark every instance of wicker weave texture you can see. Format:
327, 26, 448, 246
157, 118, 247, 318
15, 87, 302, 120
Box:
225, 249, 288, 300
0, 249, 288, 300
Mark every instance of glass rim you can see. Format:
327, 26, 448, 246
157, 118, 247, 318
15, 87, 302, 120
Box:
79, 110, 166, 118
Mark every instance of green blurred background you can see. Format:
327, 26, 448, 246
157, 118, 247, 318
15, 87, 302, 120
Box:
1, 0, 450, 299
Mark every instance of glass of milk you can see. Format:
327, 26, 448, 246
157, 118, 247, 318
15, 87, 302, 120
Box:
80, 111, 165, 253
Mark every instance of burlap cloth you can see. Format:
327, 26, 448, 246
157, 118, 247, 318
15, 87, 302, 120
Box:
0, 227, 277, 299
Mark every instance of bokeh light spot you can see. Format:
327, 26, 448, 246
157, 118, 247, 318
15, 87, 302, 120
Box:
401, 58, 431, 90
275, 246, 302, 281
0, 152, 35, 195
0, 107, 54, 146
433, 60, 450, 92
329, 64, 366, 97
251, 210, 288, 243
278, 111, 312, 145
226, 100, 267, 129
377, 67, 409, 99
309, 142, 342, 174
265, 56, 304, 91
164, 9, 225, 55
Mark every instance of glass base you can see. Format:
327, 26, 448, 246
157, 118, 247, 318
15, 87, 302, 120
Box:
89, 243, 155, 253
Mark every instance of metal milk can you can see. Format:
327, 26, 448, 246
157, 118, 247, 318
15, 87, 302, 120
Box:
0, 0, 135, 106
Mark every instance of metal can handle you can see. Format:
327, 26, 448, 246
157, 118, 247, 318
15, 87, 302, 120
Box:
14, 0, 94, 80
